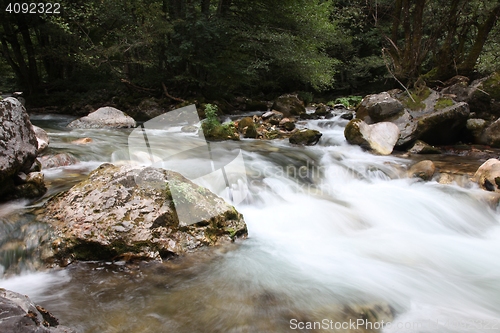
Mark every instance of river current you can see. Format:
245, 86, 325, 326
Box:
1, 114, 500, 333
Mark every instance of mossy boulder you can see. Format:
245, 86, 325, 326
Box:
289, 129, 322, 145
237, 117, 257, 139
356, 88, 470, 148
202, 122, 240, 141
271, 94, 306, 117
39, 164, 247, 263
237, 117, 254, 131
314, 104, 328, 116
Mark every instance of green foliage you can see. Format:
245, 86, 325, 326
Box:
201, 104, 239, 140
330, 96, 363, 109
297, 91, 314, 106
482, 71, 500, 100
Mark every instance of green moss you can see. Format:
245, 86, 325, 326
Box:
482, 71, 500, 100
403, 88, 431, 110
202, 104, 240, 140
435, 98, 454, 110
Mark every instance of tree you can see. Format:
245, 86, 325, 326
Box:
384, 0, 500, 85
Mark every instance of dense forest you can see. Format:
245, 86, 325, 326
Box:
0, 0, 499, 111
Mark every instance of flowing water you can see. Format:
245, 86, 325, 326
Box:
1, 113, 500, 333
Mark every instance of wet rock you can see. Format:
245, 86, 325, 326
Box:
237, 117, 254, 132
344, 119, 400, 155
71, 137, 93, 145
237, 117, 257, 139
32, 125, 49, 153
0, 288, 76, 333
314, 103, 328, 116
289, 129, 322, 145
408, 140, 441, 154
356, 92, 404, 122
39, 164, 247, 263
271, 94, 306, 117
0, 98, 39, 199
340, 112, 354, 120
38, 153, 79, 169
67, 106, 136, 129
473, 158, 500, 192
279, 118, 296, 131
262, 110, 284, 125
408, 160, 436, 180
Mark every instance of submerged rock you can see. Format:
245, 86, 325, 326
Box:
344, 119, 400, 155
39, 164, 247, 263
67, 106, 136, 129
38, 153, 79, 169
0, 288, 76, 333
408, 160, 436, 180
71, 137, 93, 145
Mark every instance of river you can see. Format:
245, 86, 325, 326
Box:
1, 113, 500, 333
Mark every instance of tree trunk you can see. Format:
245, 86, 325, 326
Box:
458, 4, 500, 75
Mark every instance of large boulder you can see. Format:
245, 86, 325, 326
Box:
0, 98, 39, 198
442, 73, 500, 120
67, 106, 136, 129
473, 159, 500, 192
356, 92, 404, 122
39, 164, 247, 263
356, 89, 470, 147
0, 288, 76, 333
344, 119, 400, 155
413, 102, 470, 145
271, 95, 306, 117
